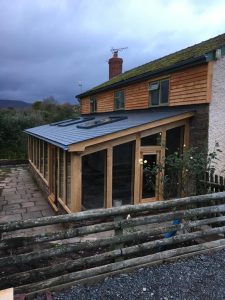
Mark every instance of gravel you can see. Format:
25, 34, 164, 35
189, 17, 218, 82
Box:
50, 248, 225, 300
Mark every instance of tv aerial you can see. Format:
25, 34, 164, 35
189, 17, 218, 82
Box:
111, 47, 128, 56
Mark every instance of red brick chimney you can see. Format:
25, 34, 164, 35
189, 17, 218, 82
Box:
108, 51, 123, 79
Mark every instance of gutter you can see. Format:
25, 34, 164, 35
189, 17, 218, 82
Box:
76, 55, 207, 99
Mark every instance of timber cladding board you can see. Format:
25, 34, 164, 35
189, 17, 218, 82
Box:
81, 64, 209, 114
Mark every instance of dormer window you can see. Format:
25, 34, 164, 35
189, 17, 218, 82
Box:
90, 97, 97, 113
114, 90, 125, 110
149, 78, 169, 106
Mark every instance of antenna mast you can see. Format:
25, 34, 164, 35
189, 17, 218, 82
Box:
111, 47, 128, 56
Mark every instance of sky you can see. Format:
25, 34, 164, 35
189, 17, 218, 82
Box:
0, 0, 225, 104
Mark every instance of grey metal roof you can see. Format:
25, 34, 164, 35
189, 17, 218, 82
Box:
25, 107, 195, 150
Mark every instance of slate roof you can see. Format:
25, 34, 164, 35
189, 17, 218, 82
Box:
77, 32, 225, 98
25, 107, 195, 150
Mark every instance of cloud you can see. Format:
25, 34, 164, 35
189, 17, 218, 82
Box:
0, 0, 225, 103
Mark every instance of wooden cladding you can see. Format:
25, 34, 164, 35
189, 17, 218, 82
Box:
80, 64, 209, 114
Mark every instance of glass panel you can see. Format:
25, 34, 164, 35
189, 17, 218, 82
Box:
40, 140, 44, 174
90, 97, 97, 113
44, 142, 48, 180
59, 149, 64, 201
149, 82, 159, 91
160, 79, 169, 104
112, 141, 135, 206
82, 150, 106, 210
165, 126, 184, 198
166, 126, 184, 156
151, 89, 159, 105
66, 153, 71, 207
37, 139, 40, 170
114, 90, 124, 110
142, 154, 157, 199
141, 132, 162, 146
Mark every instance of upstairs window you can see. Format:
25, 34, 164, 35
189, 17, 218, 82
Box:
149, 78, 169, 106
114, 90, 125, 110
90, 97, 97, 113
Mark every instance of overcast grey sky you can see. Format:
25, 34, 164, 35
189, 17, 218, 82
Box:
0, 0, 225, 103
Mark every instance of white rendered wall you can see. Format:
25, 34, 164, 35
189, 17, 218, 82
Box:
208, 55, 225, 174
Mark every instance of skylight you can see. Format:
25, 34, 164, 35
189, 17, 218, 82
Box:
77, 116, 127, 129
49, 119, 76, 126
58, 117, 95, 127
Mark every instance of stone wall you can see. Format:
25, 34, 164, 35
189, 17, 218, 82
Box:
189, 104, 209, 152
208, 55, 225, 174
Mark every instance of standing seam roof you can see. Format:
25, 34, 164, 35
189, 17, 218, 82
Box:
25, 108, 195, 150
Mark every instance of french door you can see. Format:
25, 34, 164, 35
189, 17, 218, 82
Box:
140, 148, 162, 202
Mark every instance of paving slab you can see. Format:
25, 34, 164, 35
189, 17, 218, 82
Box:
0, 165, 60, 238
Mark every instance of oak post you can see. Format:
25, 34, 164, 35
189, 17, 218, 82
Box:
71, 152, 82, 212
134, 133, 141, 204
106, 147, 113, 208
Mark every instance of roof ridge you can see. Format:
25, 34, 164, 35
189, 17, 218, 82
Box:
77, 32, 225, 98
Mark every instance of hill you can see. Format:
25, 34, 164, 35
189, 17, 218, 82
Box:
0, 100, 32, 109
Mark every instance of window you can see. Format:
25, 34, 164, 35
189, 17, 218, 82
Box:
77, 116, 127, 129
141, 132, 162, 146
149, 78, 169, 106
114, 90, 125, 110
90, 97, 97, 113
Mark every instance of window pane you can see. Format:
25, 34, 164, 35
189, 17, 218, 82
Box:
141, 132, 162, 146
90, 97, 97, 113
44, 142, 48, 180
142, 154, 157, 199
151, 90, 159, 105
82, 150, 106, 210
161, 80, 169, 103
59, 149, 64, 201
149, 82, 159, 91
40, 140, 44, 174
114, 90, 124, 110
112, 141, 135, 206
66, 153, 71, 207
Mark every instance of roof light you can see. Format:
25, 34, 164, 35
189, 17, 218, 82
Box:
58, 117, 95, 127
77, 116, 127, 129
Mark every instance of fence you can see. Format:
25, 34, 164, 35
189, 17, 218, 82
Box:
1, 192, 225, 298
199, 172, 225, 193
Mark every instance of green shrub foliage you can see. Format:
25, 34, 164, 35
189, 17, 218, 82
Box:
0, 98, 79, 159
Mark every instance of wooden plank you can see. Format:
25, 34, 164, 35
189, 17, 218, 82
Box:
23, 239, 225, 298
106, 147, 112, 208
3, 216, 225, 288
1, 191, 225, 233
70, 153, 82, 212
14, 237, 225, 295
57, 197, 72, 214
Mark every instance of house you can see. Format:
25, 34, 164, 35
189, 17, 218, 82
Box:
25, 33, 225, 213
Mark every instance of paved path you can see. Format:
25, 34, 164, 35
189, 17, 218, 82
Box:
0, 165, 56, 237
